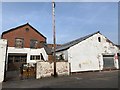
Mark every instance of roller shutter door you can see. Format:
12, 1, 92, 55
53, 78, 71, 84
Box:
103, 55, 115, 69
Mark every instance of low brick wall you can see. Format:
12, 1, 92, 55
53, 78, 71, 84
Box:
36, 61, 70, 79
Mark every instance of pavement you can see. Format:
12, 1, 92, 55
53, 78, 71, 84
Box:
2, 70, 119, 89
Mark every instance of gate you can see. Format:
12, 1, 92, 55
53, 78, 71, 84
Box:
5, 63, 36, 81
20, 63, 36, 79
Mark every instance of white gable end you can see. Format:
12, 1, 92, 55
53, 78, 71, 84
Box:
68, 33, 118, 72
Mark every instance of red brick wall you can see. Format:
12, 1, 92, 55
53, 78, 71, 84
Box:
47, 44, 61, 49
48, 55, 54, 62
2, 24, 46, 48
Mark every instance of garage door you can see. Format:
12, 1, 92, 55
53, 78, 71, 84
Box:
8, 53, 27, 71
103, 55, 115, 69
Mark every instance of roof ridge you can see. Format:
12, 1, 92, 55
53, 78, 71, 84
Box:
60, 31, 99, 46
2, 23, 28, 34
56, 31, 100, 51
2, 23, 46, 39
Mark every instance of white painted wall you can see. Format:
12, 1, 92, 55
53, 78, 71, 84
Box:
7, 47, 48, 64
56, 33, 119, 72
56, 50, 68, 61
68, 33, 118, 72
0, 39, 7, 82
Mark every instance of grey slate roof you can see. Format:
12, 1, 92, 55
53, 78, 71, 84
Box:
43, 44, 52, 55
2, 23, 46, 39
56, 31, 100, 52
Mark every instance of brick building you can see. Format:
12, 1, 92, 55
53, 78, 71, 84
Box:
1, 23, 53, 71
2, 23, 46, 48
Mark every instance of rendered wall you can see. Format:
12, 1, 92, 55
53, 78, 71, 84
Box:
68, 33, 118, 72
36, 62, 70, 79
7, 47, 48, 64
0, 39, 7, 82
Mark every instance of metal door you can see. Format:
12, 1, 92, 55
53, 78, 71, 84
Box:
103, 55, 115, 69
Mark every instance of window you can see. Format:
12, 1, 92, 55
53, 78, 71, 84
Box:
15, 38, 24, 48
14, 56, 20, 62
36, 56, 40, 60
8, 55, 27, 63
21, 56, 27, 62
30, 39, 39, 48
98, 37, 101, 42
30, 54, 44, 60
30, 55, 40, 60
30, 55, 34, 60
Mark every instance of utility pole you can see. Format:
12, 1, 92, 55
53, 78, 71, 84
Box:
52, 0, 57, 77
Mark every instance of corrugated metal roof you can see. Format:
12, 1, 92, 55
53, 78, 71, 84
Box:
56, 31, 100, 52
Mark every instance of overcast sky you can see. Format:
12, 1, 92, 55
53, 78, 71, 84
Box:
1, 2, 118, 44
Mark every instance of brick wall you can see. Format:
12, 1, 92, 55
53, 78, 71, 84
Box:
2, 24, 46, 48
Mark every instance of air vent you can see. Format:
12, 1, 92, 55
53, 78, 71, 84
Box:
25, 28, 29, 32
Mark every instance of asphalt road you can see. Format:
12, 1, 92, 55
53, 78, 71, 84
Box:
2, 70, 119, 88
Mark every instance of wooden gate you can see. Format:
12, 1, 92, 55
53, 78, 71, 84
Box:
20, 63, 36, 79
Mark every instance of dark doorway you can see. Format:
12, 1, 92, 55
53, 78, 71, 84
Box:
5, 53, 27, 81
7, 53, 27, 71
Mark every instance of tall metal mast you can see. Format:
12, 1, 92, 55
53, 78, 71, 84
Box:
52, 0, 57, 77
